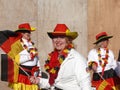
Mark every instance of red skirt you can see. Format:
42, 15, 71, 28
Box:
92, 69, 120, 90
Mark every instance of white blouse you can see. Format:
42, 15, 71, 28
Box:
87, 48, 117, 73
19, 38, 39, 66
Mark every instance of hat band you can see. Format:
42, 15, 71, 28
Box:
18, 28, 30, 30
97, 35, 107, 40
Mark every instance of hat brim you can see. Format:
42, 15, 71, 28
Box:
15, 27, 36, 33
94, 36, 113, 44
15, 29, 31, 33
47, 32, 78, 40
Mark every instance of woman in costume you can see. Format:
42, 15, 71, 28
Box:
44, 24, 92, 90
87, 32, 120, 90
8, 23, 41, 90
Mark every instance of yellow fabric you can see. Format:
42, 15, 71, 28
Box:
8, 40, 23, 59
14, 54, 20, 82
45, 66, 50, 70
8, 40, 24, 82
114, 85, 120, 90
50, 68, 56, 74
97, 80, 116, 90
97, 80, 109, 90
8, 82, 38, 90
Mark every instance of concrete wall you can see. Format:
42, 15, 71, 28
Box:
0, 0, 87, 89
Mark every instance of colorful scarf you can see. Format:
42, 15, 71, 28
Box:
44, 44, 73, 85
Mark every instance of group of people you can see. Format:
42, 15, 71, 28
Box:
0, 23, 120, 90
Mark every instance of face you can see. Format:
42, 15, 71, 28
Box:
52, 36, 69, 52
100, 39, 109, 48
22, 32, 31, 40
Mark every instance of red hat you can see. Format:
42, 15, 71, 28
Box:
47, 24, 78, 40
94, 32, 113, 44
15, 23, 36, 33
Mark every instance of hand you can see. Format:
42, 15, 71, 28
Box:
29, 49, 38, 60
92, 64, 97, 72
30, 52, 35, 60
88, 61, 98, 72
30, 76, 40, 84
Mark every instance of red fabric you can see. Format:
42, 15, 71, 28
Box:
49, 73, 58, 85
0, 32, 23, 83
18, 66, 40, 85
8, 57, 14, 82
31, 66, 39, 76
92, 77, 120, 90
45, 51, 59, 85
48, 51, 59, 69
18, 74, 31, 85
104, 85, 113, 90
1, 33, 22, 53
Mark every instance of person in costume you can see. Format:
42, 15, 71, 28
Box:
30, 24, 92, 90
87, 32, 120, 90
43, 24, 92, 90
115, 50, 120, 78
7, 23, 42, 90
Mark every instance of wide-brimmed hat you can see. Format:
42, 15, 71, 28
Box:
15, 23, 36, 33
94, 32, 113, 44
47, 24, 78, 40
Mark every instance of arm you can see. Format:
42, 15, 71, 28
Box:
87, 49, 97, 63
109, 50, 117, 69
30, 73, 50, 89
33, 58, 50, 89
75, 56, 92, 90
87, 49, 98, 72
18, 49, 31, 64
17, 46, 38, 64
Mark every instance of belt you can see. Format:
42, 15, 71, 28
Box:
93, 68, 117, 81
19, 65, 39, 76
55, 87, 63, 90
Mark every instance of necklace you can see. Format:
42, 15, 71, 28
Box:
98, 48, 109, 67
44, 44, 73, 85
20, 39, 38, 58
45, 44, 73, 74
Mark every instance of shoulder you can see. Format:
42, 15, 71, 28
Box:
70, 49, 79, 55
68, 49, 88, 66
108, 49, 114, 56
88, 48, 96, 54
70, 49, 81, 57
69, 49, 86, 60
109, 49, 114, 53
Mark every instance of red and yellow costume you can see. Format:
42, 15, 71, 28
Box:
0, 23, 41, 90
8, 38, 40, 90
